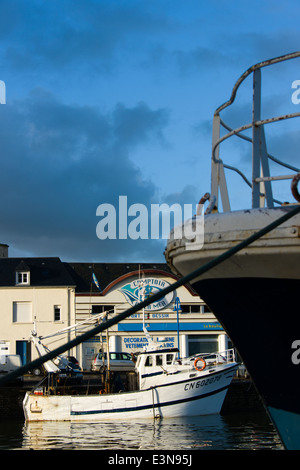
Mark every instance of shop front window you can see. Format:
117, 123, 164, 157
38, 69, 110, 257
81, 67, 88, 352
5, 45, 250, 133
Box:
188, 334, 218, 356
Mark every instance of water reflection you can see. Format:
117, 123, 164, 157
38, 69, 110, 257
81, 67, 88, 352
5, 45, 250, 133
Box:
20, 413, 283, 450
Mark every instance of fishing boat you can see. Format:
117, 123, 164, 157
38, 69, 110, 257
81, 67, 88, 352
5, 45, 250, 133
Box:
23, 326, 237, 422
165, 52, 300, 450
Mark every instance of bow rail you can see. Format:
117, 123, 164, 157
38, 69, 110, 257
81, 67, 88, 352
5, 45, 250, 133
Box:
211, 51, 300, 211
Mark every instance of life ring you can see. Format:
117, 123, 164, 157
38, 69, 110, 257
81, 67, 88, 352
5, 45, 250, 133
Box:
194, 357, 206, 371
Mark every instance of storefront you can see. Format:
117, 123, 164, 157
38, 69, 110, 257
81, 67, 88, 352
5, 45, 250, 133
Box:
67, 263, 230, 371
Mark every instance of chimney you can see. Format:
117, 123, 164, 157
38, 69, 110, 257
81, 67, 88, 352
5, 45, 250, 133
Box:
0, 244, 9, 258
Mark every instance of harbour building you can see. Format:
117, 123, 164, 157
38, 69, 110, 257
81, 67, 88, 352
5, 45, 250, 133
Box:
0, 248, 231, 370
65, 263, 231, 370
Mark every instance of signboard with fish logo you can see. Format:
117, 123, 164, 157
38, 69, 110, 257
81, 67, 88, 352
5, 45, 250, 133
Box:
119, 278, 174, 311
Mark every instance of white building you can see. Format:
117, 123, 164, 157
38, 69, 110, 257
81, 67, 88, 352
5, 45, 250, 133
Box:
0, 257, 76, 364
0, 255, 231, 371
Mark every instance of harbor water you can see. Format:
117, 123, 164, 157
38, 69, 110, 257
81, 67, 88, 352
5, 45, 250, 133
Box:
0, 378, 284, 451
0, 412, 283, 451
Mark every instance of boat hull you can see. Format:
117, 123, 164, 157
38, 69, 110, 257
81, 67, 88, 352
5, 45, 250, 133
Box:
192, 277, 300, 450
165, 206, 300, 449
23, 365, 237, 422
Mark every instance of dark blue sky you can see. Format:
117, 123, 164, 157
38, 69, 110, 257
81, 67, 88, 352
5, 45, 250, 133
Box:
0, 0, 299, 262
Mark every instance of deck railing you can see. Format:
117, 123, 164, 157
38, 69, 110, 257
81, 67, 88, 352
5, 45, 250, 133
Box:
210, 51, 300, 212
194, 348, 236, 364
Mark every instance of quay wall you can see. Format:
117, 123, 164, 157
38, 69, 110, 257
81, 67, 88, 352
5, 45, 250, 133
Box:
221, 379, 265, 414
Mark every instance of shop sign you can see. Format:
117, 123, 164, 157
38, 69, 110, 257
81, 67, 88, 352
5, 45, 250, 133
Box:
123, 336, 175, 350
120, 278, 174, 311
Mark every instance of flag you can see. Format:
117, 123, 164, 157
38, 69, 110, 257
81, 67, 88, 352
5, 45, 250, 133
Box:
92, 272, 101, 291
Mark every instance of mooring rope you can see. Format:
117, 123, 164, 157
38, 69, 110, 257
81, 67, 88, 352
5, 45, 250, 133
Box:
1, 204, 300, 385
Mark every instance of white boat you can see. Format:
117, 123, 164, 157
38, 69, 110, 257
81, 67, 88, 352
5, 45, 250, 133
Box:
23, 336, 237, 422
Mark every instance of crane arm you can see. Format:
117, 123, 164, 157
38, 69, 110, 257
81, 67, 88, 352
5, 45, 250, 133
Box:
30, 333, 61, 373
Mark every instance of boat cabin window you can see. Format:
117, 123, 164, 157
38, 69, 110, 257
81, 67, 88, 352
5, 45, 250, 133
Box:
166, 354, 174, 364
145, 355, 153, 367
156, 355, 163, 366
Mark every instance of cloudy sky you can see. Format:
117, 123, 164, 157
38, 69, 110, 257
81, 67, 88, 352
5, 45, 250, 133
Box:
0, 0, 299, 262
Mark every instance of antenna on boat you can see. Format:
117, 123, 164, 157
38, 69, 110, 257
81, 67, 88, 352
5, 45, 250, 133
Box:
138, 278, 155, 348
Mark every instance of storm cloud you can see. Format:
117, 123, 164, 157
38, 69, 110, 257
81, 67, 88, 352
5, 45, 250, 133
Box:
0, 89, 171, 260
0, 0, 299, 261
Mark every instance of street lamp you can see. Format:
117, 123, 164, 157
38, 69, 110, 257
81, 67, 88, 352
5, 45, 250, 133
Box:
173, 297, 182, 359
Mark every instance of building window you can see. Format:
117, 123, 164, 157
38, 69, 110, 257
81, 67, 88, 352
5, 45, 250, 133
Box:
181, 304, 211, 314
54, 305, 61, 322
13, 302, 32, 323
92, 305, 114, 315
181, 304, 201, 313
188, 334, 219, 356
203, 304, 212, 313
16, 271, 30, 286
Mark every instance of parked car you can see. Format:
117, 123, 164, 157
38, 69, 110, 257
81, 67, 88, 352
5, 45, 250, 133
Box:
0, 354, 23, 382
57, 361, 83, 383
91, 351, 135, 372
65, 356, 80, 368
31, 357, 83, 383
31, 364, 46, 376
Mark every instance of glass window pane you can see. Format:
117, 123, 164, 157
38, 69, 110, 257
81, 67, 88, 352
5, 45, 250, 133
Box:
166, 354, 173, 364
156, 355, 163, 366
145, 356, 153, 366
188, 334, 218, 355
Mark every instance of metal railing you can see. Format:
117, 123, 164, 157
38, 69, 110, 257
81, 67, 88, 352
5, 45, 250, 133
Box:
193, 348, 236, 365
210, 51, 300, 212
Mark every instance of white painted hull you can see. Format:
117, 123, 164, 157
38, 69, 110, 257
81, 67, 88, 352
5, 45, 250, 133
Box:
23, 365, 237, 422
166, 206, 300, 281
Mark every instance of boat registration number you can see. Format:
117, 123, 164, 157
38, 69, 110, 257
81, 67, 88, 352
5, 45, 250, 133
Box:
184, 375, 221, 391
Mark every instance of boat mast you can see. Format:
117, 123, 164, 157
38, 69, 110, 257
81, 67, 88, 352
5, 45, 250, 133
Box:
139, 279, 154, 347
